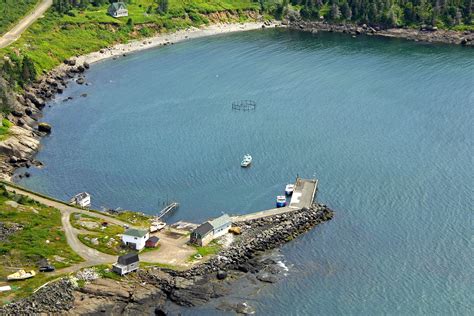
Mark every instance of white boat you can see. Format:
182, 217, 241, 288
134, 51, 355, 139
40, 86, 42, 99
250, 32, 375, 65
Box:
276, 195, 287, 208
285, 184, 295, 196
241, 154, 252, 168
7, 270, 36, 281
150, 221, 166, 232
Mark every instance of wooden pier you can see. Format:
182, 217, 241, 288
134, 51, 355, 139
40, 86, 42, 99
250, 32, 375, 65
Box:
232, 177, 318, 222
156, 202, 179, 220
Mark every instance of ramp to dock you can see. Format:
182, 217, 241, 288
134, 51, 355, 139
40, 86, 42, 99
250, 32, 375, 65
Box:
232, 178, 318, 222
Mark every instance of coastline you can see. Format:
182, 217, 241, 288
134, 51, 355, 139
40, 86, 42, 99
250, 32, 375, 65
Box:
0, 20, 280, 181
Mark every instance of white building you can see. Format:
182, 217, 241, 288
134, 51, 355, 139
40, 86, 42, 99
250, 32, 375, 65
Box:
121, 229, 149, 251
70, 192, 91, 208
108, 2, 128, 18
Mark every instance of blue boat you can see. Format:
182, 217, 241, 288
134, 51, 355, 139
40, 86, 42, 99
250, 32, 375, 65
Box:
276, 196, 287, 208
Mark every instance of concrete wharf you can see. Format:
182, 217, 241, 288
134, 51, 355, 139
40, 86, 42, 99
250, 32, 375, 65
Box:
232, 177, 318, 222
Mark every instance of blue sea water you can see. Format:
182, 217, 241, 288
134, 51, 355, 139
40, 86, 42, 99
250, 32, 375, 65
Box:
16, 29, 473, 314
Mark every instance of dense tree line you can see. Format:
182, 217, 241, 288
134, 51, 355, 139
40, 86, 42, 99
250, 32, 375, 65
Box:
52, 0, 130, 14
287, 0, 472, 27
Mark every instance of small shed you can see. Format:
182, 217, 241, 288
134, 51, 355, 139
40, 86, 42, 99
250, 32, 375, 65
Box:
209, 214, 231, 239
112, 253, 139, 276
121, 229, 149, 251
145, 236, 160, 248
70, 192, 91, 208
108, 2, 128, 18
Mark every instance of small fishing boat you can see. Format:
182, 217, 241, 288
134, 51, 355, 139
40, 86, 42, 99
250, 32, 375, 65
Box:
285, 184, 295, 196
276, 195, 287, 208
241, 154, 252, 168
7, 270, 36, 281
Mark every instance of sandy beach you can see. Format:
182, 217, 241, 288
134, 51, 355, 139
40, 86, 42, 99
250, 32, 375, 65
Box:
66, 22, 280, 68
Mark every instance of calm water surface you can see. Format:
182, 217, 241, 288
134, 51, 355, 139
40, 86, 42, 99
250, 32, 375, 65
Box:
17, 29, 473, 315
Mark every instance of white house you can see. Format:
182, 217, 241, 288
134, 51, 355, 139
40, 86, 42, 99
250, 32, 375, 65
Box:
121, 229, 149, 251
108, 2, 128, 18
70, 192, 91, 208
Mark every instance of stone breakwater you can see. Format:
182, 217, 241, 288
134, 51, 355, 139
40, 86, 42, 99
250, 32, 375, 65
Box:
0, 204, 333, 314
290, 21, 474, 46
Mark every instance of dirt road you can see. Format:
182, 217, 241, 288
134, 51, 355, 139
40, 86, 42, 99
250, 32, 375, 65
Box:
0, 0, 53, 49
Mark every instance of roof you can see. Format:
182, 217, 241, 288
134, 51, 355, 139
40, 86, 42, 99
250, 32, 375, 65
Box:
147, 236, 159, 243
193, 222, 213, 237
74, 192, 90, 200
109, 2, 127, 11
123, 229, 148, 238
209, 214, 231, 229
117, 253, 139, 265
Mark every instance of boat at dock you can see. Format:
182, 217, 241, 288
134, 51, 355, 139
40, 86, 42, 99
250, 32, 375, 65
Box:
241, 154, 252, 167
276, 195, 287, 208
285, 184, 295, 196
7, 270, 36, 281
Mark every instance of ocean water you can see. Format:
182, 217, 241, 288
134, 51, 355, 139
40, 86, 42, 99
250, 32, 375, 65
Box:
16, 29, 473, 314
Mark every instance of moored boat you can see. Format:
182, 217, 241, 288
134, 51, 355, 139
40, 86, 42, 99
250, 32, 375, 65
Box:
241, 154, 252, 168
285, 184, 295, 196
7, 270, 36, 281
276, 195, 287, 208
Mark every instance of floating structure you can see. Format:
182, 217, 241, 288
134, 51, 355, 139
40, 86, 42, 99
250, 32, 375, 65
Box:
7, 270, 36, 281
112, 253, 139, 276
241, 154, 252, 167
276, 195, 287, 208
70, 192, 91, 208
190, 214, 232, 246
285, 184, 295, 196
232, 100, 256, 111
121, 229, 149, 251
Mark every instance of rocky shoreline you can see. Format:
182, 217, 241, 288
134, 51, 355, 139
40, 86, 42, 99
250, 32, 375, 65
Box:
0, 204, 333, 314
289, 20, 474, 46
1, 20, 472, 180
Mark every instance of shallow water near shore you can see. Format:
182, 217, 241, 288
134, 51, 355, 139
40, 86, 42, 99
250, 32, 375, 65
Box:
16, 29, 473, 314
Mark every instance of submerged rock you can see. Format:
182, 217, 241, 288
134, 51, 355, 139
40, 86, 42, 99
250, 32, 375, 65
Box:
38, 122, 52, 134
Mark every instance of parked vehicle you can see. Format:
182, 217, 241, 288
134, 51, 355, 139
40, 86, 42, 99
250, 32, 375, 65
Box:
39, 265, 55, 272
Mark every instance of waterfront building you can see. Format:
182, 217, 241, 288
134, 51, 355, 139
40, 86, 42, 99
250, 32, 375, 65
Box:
112, 253, 139, 276
108, 2, 128, 18
121, 229, 149, 250
70, 192, 91, 208
190, 214, 231, 246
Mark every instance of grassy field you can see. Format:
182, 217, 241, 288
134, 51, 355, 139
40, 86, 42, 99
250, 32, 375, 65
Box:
0, 185, 82, 304
188, 240, 221, 261
0, 118, 12, 141
0, 0, 40, 36
0, 0, 261, 74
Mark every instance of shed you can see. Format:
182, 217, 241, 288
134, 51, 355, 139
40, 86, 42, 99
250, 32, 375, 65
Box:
209, 214, 231, 238
122, 229, 149, 251
145, 236, 160, 248
112, 253, 139, 276
108, 2, 128, 18
190, 222, 213, 246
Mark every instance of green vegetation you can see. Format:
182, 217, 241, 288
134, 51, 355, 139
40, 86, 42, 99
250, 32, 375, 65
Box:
113, 210, 152, 227
70, 212, 125, 235
78, 233, 126, 255
0, 118, 13, 141
288, 0, 472, 30
93, 264, 122, 281
0, 185, 82, 303
0, 0, 40, 36
188, 240, 221, 261
140, 261, 183, 270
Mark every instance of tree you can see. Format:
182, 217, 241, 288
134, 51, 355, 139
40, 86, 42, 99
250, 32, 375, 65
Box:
156, 0, 169, 14
20, 56, 37, 86
329, 4, 341, 20
341, 2, 353, 20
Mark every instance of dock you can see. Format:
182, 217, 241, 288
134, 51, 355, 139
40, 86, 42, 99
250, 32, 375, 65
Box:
156, 202, 179, 220
232, 178, 318, 222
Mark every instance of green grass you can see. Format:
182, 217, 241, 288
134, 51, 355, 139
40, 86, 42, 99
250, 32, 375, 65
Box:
77, 233, 126, 256
93, 264, 122, 281
113, 211, 151, 227
140, 261, 183, 271
0, 0, 40, 36
0, 0, 261, 75
70, 212, 125, 235
188, 240, 221, 261
0, 118, 13, 141
0, 185, 82, 304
